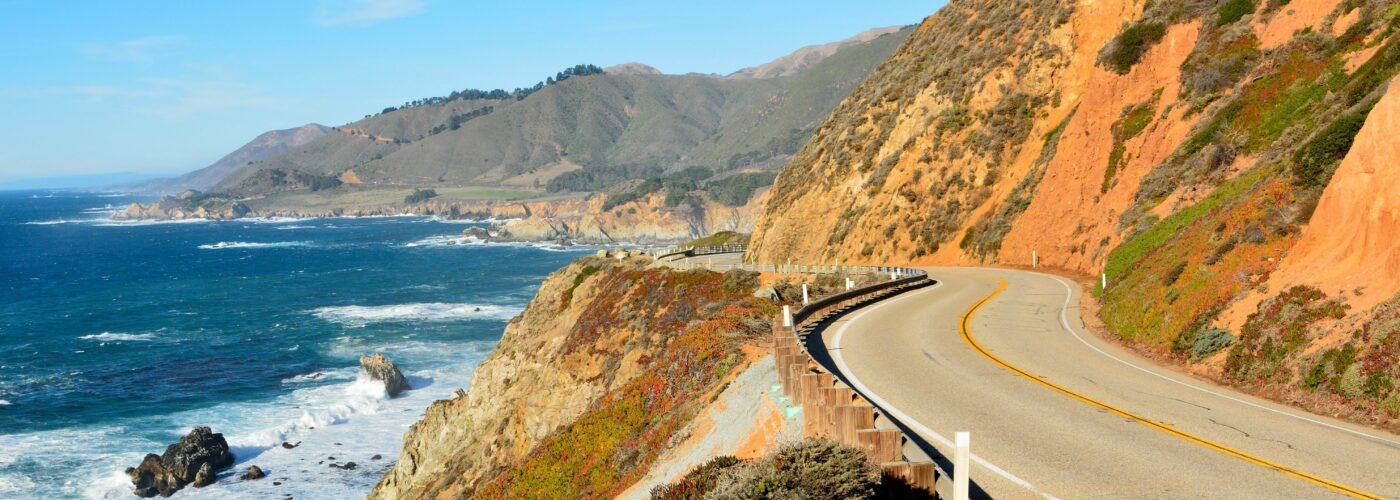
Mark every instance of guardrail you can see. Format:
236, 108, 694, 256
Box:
771, 271, 940, 495
656, 244, 940, 494
653, 243, 747, 261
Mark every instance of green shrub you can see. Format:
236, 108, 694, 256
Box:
1105, 22, 1168, 74
404, 188, 438, 204
1292, 103, 1373, 188
721, 270, 760, 295
650, 456, 743, 499
708, 439, 879, 499
706, 172, 776, 206
1191, 328, 1236, 360
1216, 0, 1255, 26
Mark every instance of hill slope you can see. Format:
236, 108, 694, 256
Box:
208, 27, 911, 197
750, 0, 1400, 426
133, 124, 330, 194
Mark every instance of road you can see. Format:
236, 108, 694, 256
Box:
818, 268, 1400, 499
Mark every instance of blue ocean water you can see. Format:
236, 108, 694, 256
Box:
0, 190, 590, 498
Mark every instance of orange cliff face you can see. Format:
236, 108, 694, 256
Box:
747, 0, 1203, 274
748, 0, 1094, 267
1260, 80, 1400, 312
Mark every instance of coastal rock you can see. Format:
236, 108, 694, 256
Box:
192, 463, 214, 488
240, 465, 265, 481
360, 353, 410, 397
461, 226, 492, 240
126, 426, 234, 497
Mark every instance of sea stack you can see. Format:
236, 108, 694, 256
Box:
360, 353, 411, 397
125, 426, 234, 497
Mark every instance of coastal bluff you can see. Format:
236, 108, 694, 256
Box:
369, 256, 779, 497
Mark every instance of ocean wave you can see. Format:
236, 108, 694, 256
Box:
310, 302, 521, 327
273, 224, 317, 230
0, 400, 10, 406
403, 235, 586, 252
198, 241, 315, 250
403, 235, 486, 247
79, 332, 155, 342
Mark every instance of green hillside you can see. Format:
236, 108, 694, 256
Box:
209, 27, 912, 199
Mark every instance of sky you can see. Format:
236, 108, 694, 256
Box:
0, 0, 942, 183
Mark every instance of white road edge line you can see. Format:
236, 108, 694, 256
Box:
1039, 272, 1400, 448
828, 282, 1059, 500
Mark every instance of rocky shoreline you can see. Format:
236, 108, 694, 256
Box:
113, 189, 767, 246
121, 354, 413, 497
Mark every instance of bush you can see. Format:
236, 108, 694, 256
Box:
404, 188, 438, 204
1292, 103, 1373, 188
650, 456, 743, 499
1216, 0, 1255, 26
708, 439, 879, 499
1191, 328, 1236, 360
721, 270, 760, 295
1104, 22, 1167, 74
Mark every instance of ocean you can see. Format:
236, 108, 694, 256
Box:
0, 190, 592, 498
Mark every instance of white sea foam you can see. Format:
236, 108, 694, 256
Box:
403, 234, 586, 252
274, 225, 316, 230
0, 400, 10, 406
198, 241, 314, 250
0, 337, 498, 499
403, 235, 486, 247
310, 303, 521, 327
79, 332, 155, 342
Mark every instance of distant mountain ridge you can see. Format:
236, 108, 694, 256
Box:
206, 26, 912, 196
726, 26, 905, 79
133, 124, 331, 194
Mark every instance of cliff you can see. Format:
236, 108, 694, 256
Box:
750, 0, 1400, 424
370, 257, 778, 498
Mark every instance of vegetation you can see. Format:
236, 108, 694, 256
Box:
427, 106, 493, 136
1292, 100, 1376, 188
548, 165, 667, 193
1216, 0, 1256, 26
706, 172, 776, 206
683, 231, 749, 248
403, 188, 438, 204
1103, 92, 1161, 193
1225, 286, 1349, 383
960, 110, 1074, 260
473, 262, 777, 498
705, 439, 880, 499
1191, 328, 1236, 360
1103, 22, 1167, 74
377, 64, 604, 115
649, 456, 743, 499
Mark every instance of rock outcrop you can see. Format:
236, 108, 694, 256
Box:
239, 465, 265, 481
360, 353, 410, 398
125, 426, 234, 497
369, 257, 771, 498
113, 191, 249, 221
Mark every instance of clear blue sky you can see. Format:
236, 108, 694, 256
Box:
0, 0, 941, 182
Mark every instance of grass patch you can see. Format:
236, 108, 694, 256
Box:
1104, 22, 1168, 74
1103, 91, 1161, 193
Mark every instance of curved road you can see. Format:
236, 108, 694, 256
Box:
821, 268, 1400, 499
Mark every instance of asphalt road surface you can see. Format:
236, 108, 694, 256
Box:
819, 268, 1400, 499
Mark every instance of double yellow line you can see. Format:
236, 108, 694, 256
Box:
958, 274, 1382, 499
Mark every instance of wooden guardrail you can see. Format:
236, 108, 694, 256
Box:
653, 243, 747, 261
772, 271, 940, 495
654, 243, 941, 494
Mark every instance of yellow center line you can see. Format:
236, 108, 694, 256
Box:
956, 273, 1381, 499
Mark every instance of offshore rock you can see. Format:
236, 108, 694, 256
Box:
126, 426, 234, 497
240, 465, 265, 481
360, 353, 411, 397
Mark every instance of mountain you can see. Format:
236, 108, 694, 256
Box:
602, 62, 662, 75
750, 0, 1400, 424
726, 26, 905, 79
131, 124, 331, 194
202, 26, 912, 199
